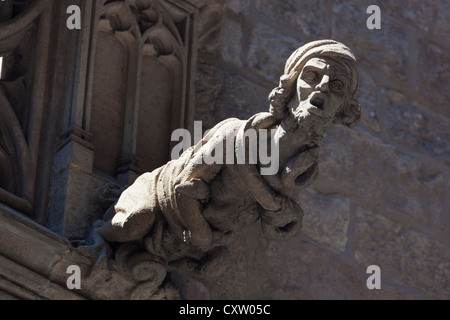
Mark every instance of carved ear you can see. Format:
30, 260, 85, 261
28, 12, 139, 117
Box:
333, 98, 361, 129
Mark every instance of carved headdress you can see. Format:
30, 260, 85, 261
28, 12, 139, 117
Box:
269, 39, 360, 128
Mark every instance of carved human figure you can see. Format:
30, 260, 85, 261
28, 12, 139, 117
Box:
96, 40, 360, 288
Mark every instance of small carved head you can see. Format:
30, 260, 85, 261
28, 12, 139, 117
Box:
269, 40, 360, 129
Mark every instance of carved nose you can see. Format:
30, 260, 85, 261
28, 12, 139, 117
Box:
315, 75, 330, 93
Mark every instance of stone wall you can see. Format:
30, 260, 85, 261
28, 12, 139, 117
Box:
192, 0, 449, 299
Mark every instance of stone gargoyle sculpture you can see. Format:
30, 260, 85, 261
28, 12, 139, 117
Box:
85, 40, 360, 299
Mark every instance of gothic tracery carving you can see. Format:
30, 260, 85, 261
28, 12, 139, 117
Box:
0, 0, 48, 214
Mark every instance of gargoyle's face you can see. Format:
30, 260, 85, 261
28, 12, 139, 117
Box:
292, 56, 351, 127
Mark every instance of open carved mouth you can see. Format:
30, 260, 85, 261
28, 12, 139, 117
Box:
309, 94, 326, 109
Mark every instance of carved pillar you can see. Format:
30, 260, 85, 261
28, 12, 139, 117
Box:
47, 0, 103, 238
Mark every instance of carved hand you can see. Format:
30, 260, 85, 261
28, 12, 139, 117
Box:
174, 178, 213, 251
280, 146, 320, 191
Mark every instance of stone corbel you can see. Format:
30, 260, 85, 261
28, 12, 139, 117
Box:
76, 40, 361, 300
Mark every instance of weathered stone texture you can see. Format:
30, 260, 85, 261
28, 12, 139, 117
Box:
227, 0, 250, 15
247, 23, 301, 83
354, 68, 381, 132
255, 0, 329, 37
221, 18, 243, 67
195, 62, 269, 129
297, 187, 350, 252
263, 236, 427, 300
184, 278, 211, 300
356, 72, 449, 164
315, 126, 447, 234
198, 0, 227, 54
383, 0, 450, 36
355, 208, 450, 298
0, 290, 18, 300
418, 39, 450, 108
202, 224, 272, 300
332, 1, 409, 80
384, 89, 449, 163
48, 164, 109, 240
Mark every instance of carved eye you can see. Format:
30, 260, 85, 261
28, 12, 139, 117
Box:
302, 71, 317, 83
330, 79, 344, 92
